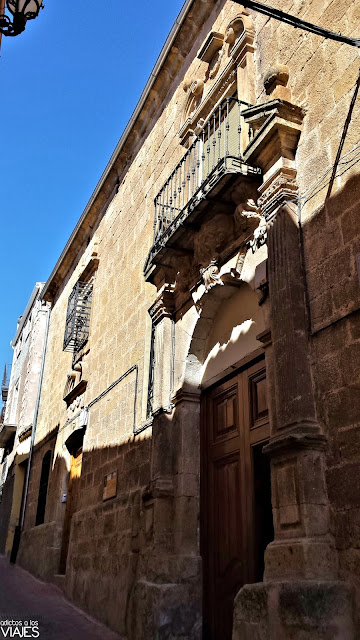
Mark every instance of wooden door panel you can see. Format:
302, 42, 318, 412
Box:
202, 358, 271, 640
213, 453, 243, 581
212, 384, 238, 443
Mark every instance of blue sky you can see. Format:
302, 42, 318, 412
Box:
0, 0, 185, 371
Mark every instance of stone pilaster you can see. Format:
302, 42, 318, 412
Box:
232, 86, 355, 639
243, 91, 336, 581
148, 283, 175, 413
263, 199, 336, 580
133, 382, 202, 640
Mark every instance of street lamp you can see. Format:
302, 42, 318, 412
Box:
0, 0, 43, 37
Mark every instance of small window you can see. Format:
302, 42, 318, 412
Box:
63, 281, 93, 353
35, 450, 52, 526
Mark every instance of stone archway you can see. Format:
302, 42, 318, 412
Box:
174, 279, 270, 640
133, 276, 270, 640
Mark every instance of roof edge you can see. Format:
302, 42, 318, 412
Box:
12, 283, 45, 346
40, 0, 198, 303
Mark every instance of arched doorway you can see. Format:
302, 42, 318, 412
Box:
194, 285, 274, 639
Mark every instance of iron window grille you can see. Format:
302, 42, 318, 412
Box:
146, 321, 156, 418
63, 281, 93, 353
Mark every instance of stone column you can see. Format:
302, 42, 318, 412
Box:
148, 283, 175, 413
241, 79, 336, 580
260, 175, 335, 581
132, 284, 202, 640
231, 78, 355, 639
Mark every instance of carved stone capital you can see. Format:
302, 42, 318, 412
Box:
256, 328, 271, 348
149, 284, 175, 325
258, 167, 298, 220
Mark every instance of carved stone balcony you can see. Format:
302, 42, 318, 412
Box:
144, 98, 262, 286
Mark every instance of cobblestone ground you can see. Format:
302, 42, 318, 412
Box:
0, 555, 123, 640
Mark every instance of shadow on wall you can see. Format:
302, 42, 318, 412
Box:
302, 171, 360, 628
201, 282, 266, 384
16, 418, 202, 640
13, 167, 360, 639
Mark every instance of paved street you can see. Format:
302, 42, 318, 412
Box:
0, 555, 122, 640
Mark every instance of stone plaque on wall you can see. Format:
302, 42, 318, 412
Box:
103, 471, 117, 501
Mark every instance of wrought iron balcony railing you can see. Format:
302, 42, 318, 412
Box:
145, 98, 261, 273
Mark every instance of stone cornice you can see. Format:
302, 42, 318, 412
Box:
242, 99, 305, 175
263, 425, 327, 457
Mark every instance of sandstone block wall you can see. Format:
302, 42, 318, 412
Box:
250, 0, 360, 618
16, 0, 360, 636
65, 438, 150, 635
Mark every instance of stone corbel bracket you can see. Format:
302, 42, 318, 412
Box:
242, 99, 305, 219
148, 283, 176, 325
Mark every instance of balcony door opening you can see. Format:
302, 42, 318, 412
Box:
201, 358, 274, 640
59, 434, 83, 575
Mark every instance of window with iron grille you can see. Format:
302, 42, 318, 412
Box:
63, 281, 93, 353
146, 321, 156, 418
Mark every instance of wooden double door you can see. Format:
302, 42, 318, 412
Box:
201, 359, 273, 640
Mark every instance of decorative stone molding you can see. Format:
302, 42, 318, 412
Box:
249, 217, 267, 252
258, 166, 298, 219
179, 10, 255, 147
149, 284, 176, 325
200, 259, 224, 293
226, 14, 255, 66
243, 99, 305, 171
197, 31, 224, 63
206, 47, 225, 82
194, 213, 233, 268
235, 246, 247, 275
256, 328, 271, 348
242, 97, 305, 219
143, 475, 175, 500
18, 425, 32, 443
64, 379, 87, 409
234, 198, 261, 231
264, 63, 291, 101
172, 387, 201, 406
194, 202, 261, 271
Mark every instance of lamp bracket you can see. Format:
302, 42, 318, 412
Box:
0, 12, 26, 36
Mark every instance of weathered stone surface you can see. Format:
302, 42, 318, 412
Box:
233, 581, 355, 640
9, 0, 360, 638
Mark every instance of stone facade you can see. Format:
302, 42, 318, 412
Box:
0, 283, 49, 559
5, 0, 360, 638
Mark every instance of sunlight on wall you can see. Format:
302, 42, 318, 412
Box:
202, 285, 265, 384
